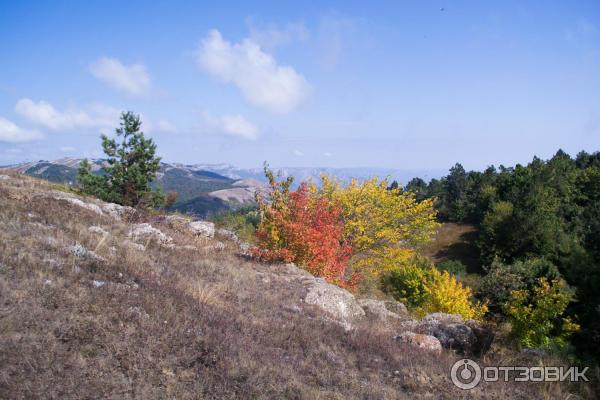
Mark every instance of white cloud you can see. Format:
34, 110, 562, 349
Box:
293, 149, 304, 157
156, 119, 177, 133
90, 57, 151, 96
247, 21, 309, 49
197, 30, 310, 114
323, 152, 333, 157
0, 117, 43, 142
200, 111, 258, 140
60, 146, 76, 152
15, 99, 120, 131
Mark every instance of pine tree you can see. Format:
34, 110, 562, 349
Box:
77, 111, 164, 207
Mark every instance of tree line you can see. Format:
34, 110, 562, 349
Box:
400, 150, 600, 361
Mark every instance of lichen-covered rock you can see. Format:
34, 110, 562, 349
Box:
0, 175, 10, 181
358, 298, 404, 322
65, 243, 106, 262
384, 300, 408, 315
188, 221, 215, 238
415, 313, 493, 356
129, 223, 172, 244
395, 332, 442, 353
304, 278, 365, 329
59, 197, 104, 216
102, 202, 135, 220
216, 228, 240, 243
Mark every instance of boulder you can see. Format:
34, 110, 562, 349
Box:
188, 221, 215, 238
65, 243, 106, 262
358, 298, 404, 323
415, 313, 493, 356
216, 228, 240, 243
304, 278, 365, 330
102, 202, 135, 220
395, 332, 442, 353
59, 197, 104, 216
129, 223, 173, 244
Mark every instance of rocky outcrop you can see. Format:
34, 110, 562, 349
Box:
408, 313, 494, 356
357, 299, 405, 323
395, 332, 442, 353
304, 278, 365, 330
101, 202, 135, 220
188, 221, 215, 238
129, 223, 173, 245
65, 243, 106, 262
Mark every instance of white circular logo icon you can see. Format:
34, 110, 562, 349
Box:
451, 359, 482, 390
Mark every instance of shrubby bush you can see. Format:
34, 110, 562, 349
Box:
253, 167, 358, 288
253, 166, 439, 290
478, 258, 560, 313
503, 277, 578, 349
211, 206, 260, 243
436, 259, 467, 277
380, 257, 487, 320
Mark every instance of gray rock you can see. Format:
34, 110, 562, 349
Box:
304, 278, 365, 330
188, 220, 215, 238
216, 228, 240, 242
416, 313, 494, 356
102, 202, 135, 220
0, 175, 10, 181
59, 197, 104, 215
358, 298, 403, 322
65, 243, 106, 262
129, 223, 172, 244
395, 332, 442, 353
384, 300, 408, 315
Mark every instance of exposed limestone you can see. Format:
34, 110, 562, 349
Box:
357, 298, 404, 323
101, 202, 135, 220
304, 278, 365, 330
188, 220, 215, 238
129, 223, 173, 245
65, 243, 106, 262
395, 332, 442, 353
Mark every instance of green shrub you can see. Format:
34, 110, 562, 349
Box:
381, 257, 487, 320
380, 259, 432, 307
503, 277, 578, 349
436, 260, 467, 277
211, 206, 259, 243
478, 258, 560, 313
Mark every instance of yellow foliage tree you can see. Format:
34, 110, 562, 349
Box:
418, 268, 488, 320
315, 175, 439, 276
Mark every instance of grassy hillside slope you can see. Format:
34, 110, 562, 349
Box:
0, 172, 588, 399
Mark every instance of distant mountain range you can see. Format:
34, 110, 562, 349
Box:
3, 158, 445, 217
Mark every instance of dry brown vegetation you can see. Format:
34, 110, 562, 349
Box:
0, 171, 594, 399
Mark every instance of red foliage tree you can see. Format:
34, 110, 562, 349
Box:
253, 182, 359, 289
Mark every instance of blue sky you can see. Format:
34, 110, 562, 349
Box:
1, 0, 599, 170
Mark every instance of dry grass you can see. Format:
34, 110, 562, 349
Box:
422, 222, 482, 273
0, 171, 595, 399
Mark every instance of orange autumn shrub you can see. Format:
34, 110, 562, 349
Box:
253, 167, 358, 288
